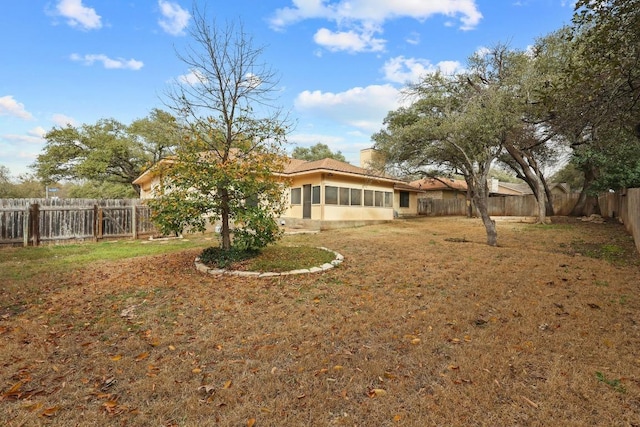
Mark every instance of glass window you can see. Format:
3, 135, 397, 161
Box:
312, 186, 321, 204
384, 192, 393, 208
325, 186, 338, 205
400, 191, 410, 208
364, 190, 373, 206
291, 188, 301, 205
350, 189, 361, 206
375, 191, 383, 207
339, 187, 350, 205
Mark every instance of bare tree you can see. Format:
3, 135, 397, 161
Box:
152, 6, 290, 250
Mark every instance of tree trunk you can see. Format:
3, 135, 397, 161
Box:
219, 187, 232, 250
503, 143, 548, 223
570, 165, 598, 216
535, 177, 546, 224
474, 193, 498, 246
541, 177, 555, 216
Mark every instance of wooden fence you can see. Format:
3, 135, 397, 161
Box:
598, 189, 640, 254
0, 199, 156, 246
418, 193, 580, 217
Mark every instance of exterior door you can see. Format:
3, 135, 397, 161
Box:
303, 184, 311, 219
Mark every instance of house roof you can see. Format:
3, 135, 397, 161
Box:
282, 157, 399, 183
394, 181, 426, 193
409, 177, 468, 192
496, 182, 531, 195
133, 154, 412, 188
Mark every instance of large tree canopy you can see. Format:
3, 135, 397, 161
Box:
374, 46, 528, 246
149, 7, 289, 251
32, 109, 179, 197
529, 1, 640, 214
291, 143, 346, 162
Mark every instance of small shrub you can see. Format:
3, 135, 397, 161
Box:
199, 246, 260, 269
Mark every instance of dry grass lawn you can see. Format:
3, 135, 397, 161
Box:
1, 216, 639, 426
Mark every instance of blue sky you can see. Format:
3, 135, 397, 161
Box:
0, 0, 575, 178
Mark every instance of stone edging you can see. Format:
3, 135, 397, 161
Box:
194, 246, 344, 278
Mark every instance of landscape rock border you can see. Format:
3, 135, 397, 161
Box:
194, 246, 344, 278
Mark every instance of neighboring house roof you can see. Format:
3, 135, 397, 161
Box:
409, 177, 468, 192
496, 181, 571, 195
496, 182, 531, 195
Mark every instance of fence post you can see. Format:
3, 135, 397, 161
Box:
93, 205, 104, 241
29, 203, 40, 246
98, 206, 103, 239
132, 205, 138, 240
93, 205, 99, 241
23, 206, 29, 247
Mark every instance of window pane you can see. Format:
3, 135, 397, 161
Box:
350, 189, 361, 205
374, 191, 383, 207
400, 191, 410, 208
312, 186, 321, 204
291, 188, 301, 205
384, 192, 393, 208
325, 186, 338, 205
364, 190, 373, 206
339, 187, 350, 205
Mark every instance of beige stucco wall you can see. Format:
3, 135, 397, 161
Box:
138, 175, 160, 200
394, 191, 421, 217
283, 172, 395, 221
139, 168, 401, 223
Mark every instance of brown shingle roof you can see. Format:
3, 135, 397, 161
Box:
282, 157, 401, 183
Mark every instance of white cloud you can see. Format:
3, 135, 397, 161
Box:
405, 32, 420, 45
288, 133, 345, 146
51, 114, 77, 127
158, 0, 190, 36
313, 27, 385, 52
295, 84, 402, 133
70, 53, 144, 70
2, 134, 44, 145
382, 56, 463, 84
28, 127, 47, 138
178, 69, 206, 85
55, 0, 102, 30
0, 96, 34, 120
270, 1, 481, 53
270, 0, 482, 31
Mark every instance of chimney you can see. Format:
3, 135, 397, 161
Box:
490, 177, 499, 193
360, 148, 385, 171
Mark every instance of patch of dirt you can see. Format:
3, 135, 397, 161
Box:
1, 217, 639, 426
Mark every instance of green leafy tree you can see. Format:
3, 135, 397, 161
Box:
129, 108, 179, 165
549, 162, 584, 191
291, 143, 346, 162
33, 110, 179, 196
65, 181, 138, 199
374, 46, 524, 246
0, 165, 16, 197
149, 7, 289, 251
537, 2, 640, 214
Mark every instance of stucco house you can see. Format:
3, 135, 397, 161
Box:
133, 148, 424, 230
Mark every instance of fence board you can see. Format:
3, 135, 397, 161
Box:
418, 194, 581, 217
0, 199, 156, 246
